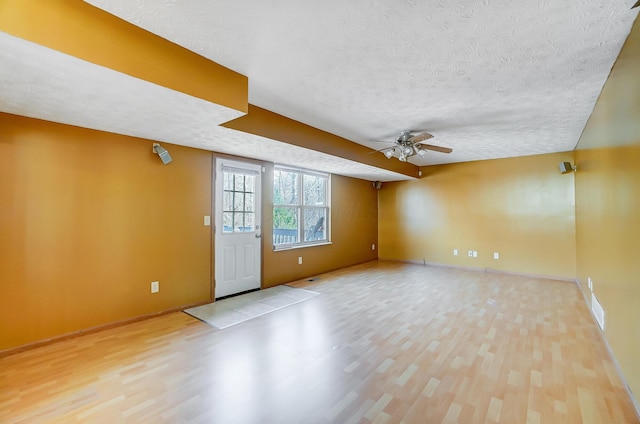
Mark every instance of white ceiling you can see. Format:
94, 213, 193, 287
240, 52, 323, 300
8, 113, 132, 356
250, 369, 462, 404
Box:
1, 1, 638, 181
0, 32, 409, 181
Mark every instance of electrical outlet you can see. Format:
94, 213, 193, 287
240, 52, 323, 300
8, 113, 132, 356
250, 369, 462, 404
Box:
372, 244, 376, 250
151, 281, 159, 293
204, 215, 211, 226
298, 256, 303, 265
494, 252, 499, 260
468, 250, 473, 257
453, 249, 458, 256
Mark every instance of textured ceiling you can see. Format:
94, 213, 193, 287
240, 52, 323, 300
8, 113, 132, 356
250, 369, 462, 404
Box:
1, 1, 638, 181
0, 32, 243, 143
0, 32, 411, 181
84, 0, 638, 168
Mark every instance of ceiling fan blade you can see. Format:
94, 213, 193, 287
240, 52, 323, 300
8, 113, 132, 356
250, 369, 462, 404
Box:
368, 146, 393, 154
409, 132, 433, 143
417, 143, 453, 154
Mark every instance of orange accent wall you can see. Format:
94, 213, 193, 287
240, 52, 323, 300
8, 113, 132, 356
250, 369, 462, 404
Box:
0, 0, 247, 113
262, 164, 378, 287
378, 152, 577, 279
0, 113, 380, 351
0, 113, 214, 351
574, 16, 640, 399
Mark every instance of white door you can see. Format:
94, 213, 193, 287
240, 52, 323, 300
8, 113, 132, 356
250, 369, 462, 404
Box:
214, 159, 262, 298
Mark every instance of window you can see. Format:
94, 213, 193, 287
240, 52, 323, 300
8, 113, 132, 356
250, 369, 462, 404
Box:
222, 168, 257, 233
273, 166, 329, 249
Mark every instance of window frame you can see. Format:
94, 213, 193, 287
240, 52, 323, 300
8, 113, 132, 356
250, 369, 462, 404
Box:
273, 165, 331, 250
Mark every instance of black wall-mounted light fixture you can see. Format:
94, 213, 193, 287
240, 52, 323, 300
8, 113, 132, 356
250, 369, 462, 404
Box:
152, 143, 172, 165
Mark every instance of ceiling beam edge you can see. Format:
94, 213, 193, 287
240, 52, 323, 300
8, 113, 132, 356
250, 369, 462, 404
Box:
0, 0, 248, 115
223, 105, 420, 178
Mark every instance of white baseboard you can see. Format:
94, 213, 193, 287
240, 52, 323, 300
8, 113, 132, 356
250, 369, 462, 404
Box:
381, 258, 576, 282
573, 278, 640, 420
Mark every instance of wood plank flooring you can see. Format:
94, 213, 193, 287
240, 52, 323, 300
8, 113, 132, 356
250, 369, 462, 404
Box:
1, 261, 638, 423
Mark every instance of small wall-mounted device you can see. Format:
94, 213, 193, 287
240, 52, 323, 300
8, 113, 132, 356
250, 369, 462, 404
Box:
372, 181, 383, 190
153, 143, 173, 164
559, 161, 576, 174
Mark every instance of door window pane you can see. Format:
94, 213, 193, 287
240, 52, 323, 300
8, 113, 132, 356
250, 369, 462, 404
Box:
244, 175, 255, 192
234, 192, 245, 212
223, 212, 233, 233
244, 212, 255, 231
223, 172, 233, 190
222, 170, 257, 233
234, 174, 245, 192
223, 191, 233, 211
245, 193, 255, 213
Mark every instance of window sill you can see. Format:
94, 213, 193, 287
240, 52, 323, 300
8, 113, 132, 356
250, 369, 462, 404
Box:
273, 241, 333, 251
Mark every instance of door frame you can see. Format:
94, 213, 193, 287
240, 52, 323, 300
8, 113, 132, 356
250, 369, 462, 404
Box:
213, 157, 263, 299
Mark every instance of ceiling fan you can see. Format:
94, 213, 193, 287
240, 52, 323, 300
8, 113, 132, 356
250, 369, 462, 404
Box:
375, 130, 453, 162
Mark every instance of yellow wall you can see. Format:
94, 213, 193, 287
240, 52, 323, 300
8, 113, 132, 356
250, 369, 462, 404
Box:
262, 164, 378, 287
574, 16, 640, 399
379, 152, 577, 279
0, 113, 379, 351
0, 113, 213, 351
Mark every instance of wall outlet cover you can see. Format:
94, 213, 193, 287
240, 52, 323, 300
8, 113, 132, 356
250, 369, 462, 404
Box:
151, 281, 159, 293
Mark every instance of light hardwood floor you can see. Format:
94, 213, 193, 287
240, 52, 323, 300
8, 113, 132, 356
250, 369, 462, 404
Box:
1, 261, 638, 423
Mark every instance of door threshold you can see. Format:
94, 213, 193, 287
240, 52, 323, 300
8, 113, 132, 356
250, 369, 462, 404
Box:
215, 288, 260, 301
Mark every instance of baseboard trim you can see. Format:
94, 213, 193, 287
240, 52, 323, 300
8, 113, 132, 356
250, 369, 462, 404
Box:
383, 258, 576, 283
0, 300, 211, 358
573, 278, 640, 420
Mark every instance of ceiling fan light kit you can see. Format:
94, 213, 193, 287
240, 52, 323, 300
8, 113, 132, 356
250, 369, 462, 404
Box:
379, 130, 452, 162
